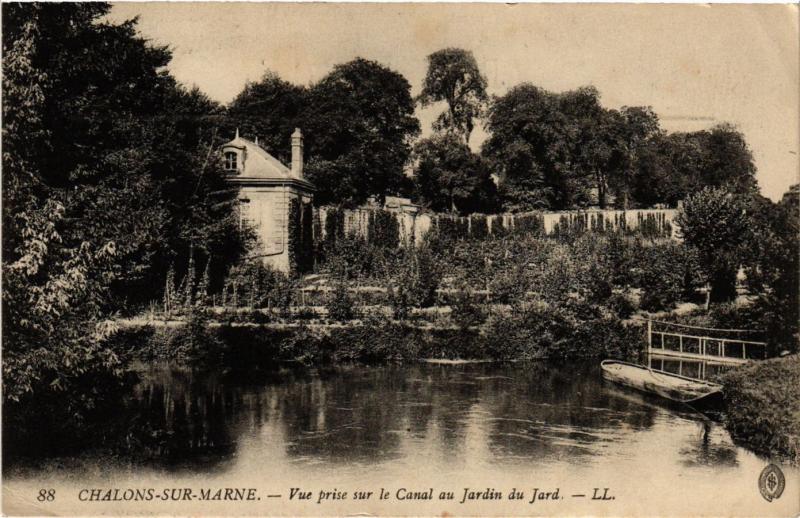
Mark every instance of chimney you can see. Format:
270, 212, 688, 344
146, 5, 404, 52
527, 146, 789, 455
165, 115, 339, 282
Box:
291, 128, 304, 178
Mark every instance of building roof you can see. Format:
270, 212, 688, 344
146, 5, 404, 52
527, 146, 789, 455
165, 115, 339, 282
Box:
222, 133, 313, 191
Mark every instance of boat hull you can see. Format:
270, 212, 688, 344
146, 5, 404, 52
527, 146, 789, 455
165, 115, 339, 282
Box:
601, 360, 723, 405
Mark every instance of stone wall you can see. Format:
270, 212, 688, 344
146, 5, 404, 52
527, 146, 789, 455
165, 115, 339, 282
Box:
316, 206, 678, 246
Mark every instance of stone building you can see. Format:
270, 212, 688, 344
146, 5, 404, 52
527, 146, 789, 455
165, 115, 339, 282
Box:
222, 128, 314, 272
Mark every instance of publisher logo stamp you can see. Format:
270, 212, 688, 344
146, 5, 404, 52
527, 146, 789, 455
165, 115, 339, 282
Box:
758, 464, 785, 502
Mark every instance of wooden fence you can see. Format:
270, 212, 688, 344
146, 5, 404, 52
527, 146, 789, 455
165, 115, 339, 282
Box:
646, 319, 767, 365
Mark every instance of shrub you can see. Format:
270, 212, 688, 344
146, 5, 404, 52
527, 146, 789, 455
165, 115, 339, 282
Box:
222, 261, 296, 311
330, 315, 420, 363
450, 285, 487, 329
323, 206, 346, 248
638, 242, 703, 311
482, 298, 643, 361
469, 214, 488, 239
607, 292, 636, 319
387, 282, 412, 320
535, 246, 577, 301
368, 209, 400, 249
513, 212, 544, 236
490, 216, 509, 237
326, 278, 356, 322
168, 308, 224, 364
325, 236, 374, 279
603, 232, 639, 288
288, 198, 314, 275
408, 241, 440, 307
488, 266, 528, 304
676, 187, 750, 303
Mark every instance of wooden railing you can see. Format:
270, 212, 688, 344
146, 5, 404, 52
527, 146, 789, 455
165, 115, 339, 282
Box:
646, 320, 767, 364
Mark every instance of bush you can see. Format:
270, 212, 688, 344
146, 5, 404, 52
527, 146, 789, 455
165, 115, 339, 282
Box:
326, 278, 357, 322
470, 215, 488, 239
408, 241, 440, 307
387, 282, 412, 320
676, 187, 750, 303
279, 324, 326, 365
536, 246, 577, 301
172, 308, 224, 363
607, 292, 636, 319
287, 198, 314, 275
221, 261, 296, 311
482, 298, 643, 361
638, 242, 703, 311
368, 209, 400, 249
330, 315, 419, 363
488, 266, 528, 304
450, 285, 487, 329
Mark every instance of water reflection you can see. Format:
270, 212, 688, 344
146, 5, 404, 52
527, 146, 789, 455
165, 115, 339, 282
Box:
647, 354, 736, 381
118, 361, 742, 471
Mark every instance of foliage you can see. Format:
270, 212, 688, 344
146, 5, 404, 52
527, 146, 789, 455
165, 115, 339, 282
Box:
488, 265, 529, 304
740, 186, 799, 351
225, 71, 307, 165
163, 264, 177, 313
2, 199, 122, 404
408, 241, 441, 307
676, 187, 750, 303
417, 48, 488, 144
387, 283, 410, 320
482, 84, 599, 210
196, 257, 211, 306
288, 198, 314, 275
171, 308, 224, 363
221, 260, 295, 310
722, 355, 800, 464
414, 133, 498, 214
450, 285, 487, 329
482, 299, 643, 361
303, 58, 421, 206
0, 4, 185, 420
2, 3, 249, 314
483, 80, 757, 211
368, 210, 400, 249
325, 236, 377, 279
326, 278, 357, 322
638, 242, 702, 311
322, 206, 346, 254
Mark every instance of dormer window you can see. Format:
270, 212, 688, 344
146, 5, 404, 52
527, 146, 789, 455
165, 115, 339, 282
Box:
224, 151, 238, 172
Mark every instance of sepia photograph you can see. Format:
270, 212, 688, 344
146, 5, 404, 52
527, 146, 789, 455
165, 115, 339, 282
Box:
2, 2, 798, 516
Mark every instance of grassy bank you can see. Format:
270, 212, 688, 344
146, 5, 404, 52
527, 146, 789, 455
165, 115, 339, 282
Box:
722, 355, 800, 464
114, 302, 645, 367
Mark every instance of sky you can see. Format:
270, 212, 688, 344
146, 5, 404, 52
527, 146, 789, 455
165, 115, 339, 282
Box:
109, 3, 799, 201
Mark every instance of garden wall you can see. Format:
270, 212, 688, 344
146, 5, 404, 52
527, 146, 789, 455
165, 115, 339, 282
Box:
316, 206, 677, 246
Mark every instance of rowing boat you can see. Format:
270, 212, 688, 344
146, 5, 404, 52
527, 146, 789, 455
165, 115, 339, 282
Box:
600, 359, 723, 406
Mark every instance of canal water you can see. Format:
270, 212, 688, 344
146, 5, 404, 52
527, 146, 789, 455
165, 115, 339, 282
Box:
4, 360, 798, 516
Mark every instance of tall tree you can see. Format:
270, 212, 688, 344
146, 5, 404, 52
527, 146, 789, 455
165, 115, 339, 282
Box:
700, 123, 758, 194
302, 58, 420, 206
225, 71, 307, 165
417, 48, 488, 144
482, 84, 595, 210
610, 106, 661, 208
630, 132, 700, 207
629, 124, 757, 208
414, 133, 497, 214
2, 3, 247, 409
675, 187, 750, 303
741, 186, 799, 351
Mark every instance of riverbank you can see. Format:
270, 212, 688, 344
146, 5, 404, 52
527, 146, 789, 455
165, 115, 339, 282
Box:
722, 354, 800, 464
114, 302, 645, 366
